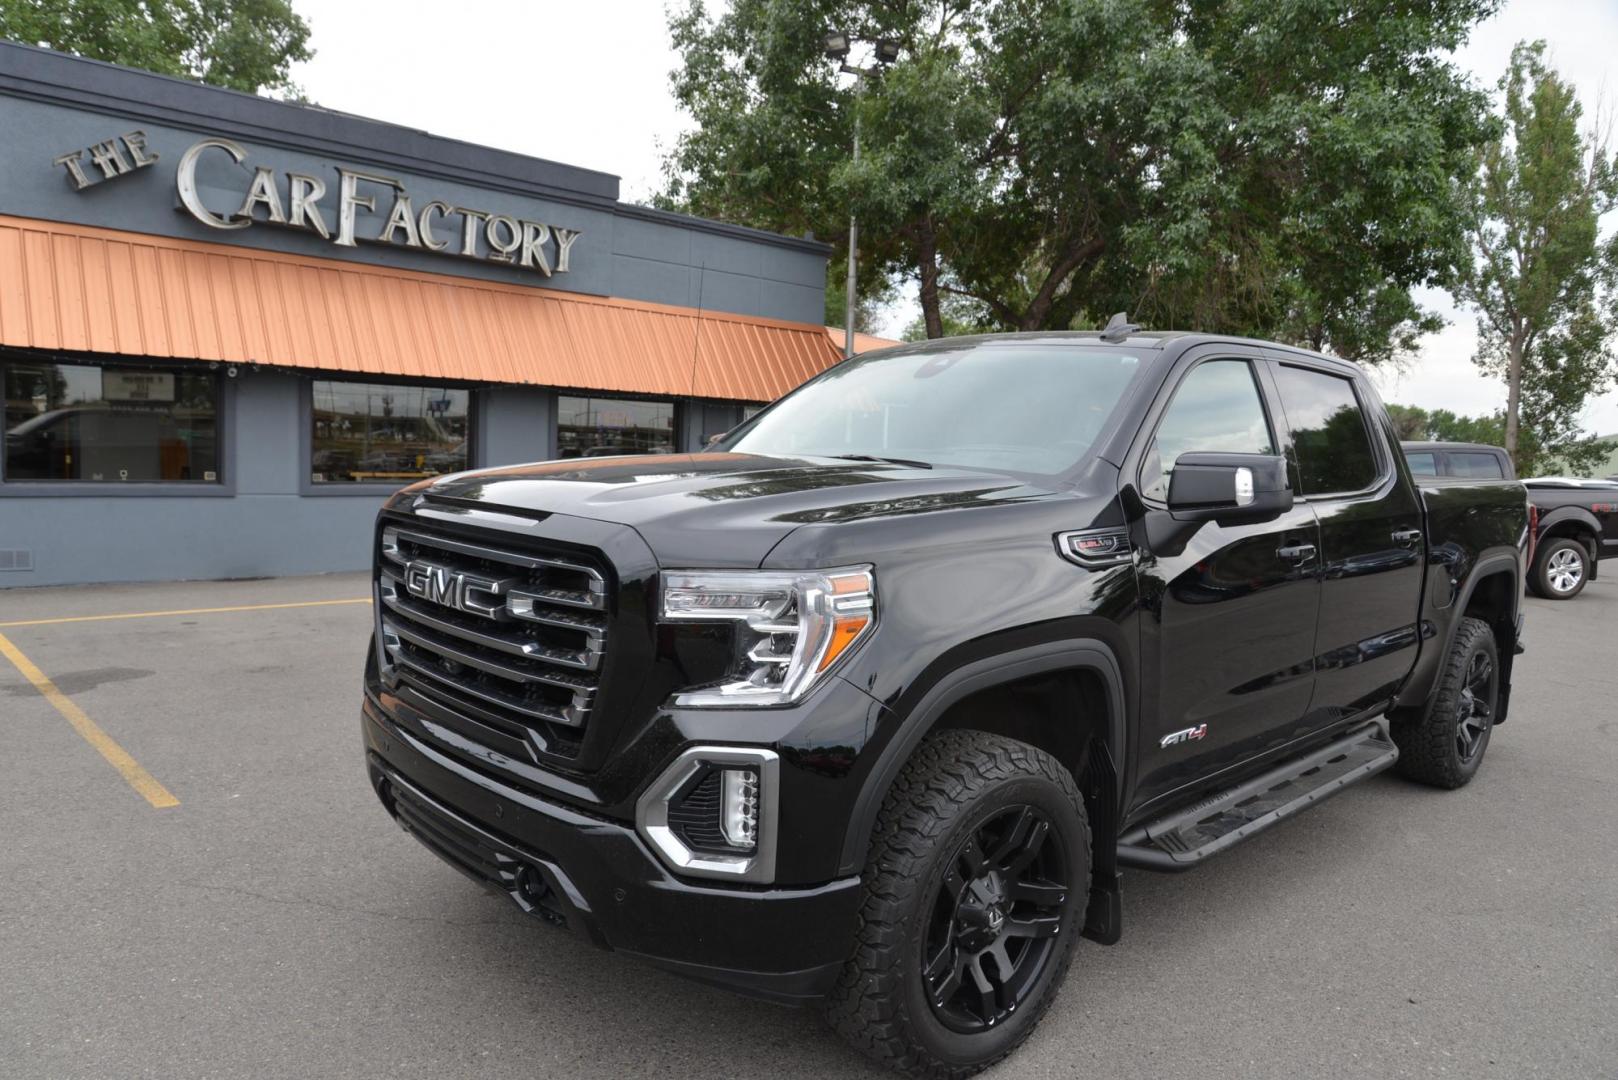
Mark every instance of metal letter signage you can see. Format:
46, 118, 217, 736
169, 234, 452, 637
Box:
176, 138, 251, 230
404, 561, 461, 609
171, 138, 579, 276
53, 130, 160, 191
401, 560, 518, 620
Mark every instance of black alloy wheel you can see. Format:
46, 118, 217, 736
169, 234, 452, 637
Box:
1454, 649, 1495, 766
1392, 615, 1499, 789
826, 730, 1089, 1079
924, 805, 1070, 1033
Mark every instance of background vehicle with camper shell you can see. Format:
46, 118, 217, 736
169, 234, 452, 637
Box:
1403, 440, 1618, 600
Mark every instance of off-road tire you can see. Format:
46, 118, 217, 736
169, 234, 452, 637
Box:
824, 731, 1090, 1079
1530, 536, 1588, 600
1391, 616, 1498, 789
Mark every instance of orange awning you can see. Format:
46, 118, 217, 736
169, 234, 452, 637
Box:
0, 214, 842, 403
825, 327, 903, 354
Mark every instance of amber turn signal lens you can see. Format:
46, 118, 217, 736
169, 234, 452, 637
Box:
818, 614, 871, 672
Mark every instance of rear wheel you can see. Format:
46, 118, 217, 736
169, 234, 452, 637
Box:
1532, 537, 1588, 599
1391, 616, 1498, 788
825, 731, 1089, 1078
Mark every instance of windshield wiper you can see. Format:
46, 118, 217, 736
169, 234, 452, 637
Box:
829, 453, 934, 470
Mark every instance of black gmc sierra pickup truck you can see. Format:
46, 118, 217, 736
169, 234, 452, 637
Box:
361, 329, 1529, 1078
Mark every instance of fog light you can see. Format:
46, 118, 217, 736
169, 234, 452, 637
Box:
637, 747, 779, 883
720, 767, 760, 850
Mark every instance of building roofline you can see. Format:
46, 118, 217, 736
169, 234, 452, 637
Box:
0, 40, 621, 201
0, 41, 835, 257
614, 202, 831, 255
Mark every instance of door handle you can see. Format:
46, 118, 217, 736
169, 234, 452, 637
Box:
1392, 527, 1423, 548
1277, 542, 1317, 563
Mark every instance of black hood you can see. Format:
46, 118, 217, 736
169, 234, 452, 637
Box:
415, 453, 1060, 567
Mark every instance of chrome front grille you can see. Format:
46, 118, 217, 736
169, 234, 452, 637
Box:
376, 522, 611, 760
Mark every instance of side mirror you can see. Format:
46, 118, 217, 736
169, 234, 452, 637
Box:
1167, 452, 1293, 521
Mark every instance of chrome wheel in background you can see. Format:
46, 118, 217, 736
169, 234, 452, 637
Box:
1546, 547, 1583, 594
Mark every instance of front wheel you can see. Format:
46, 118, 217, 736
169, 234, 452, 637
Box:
1532, 537, 1588, 599
825, 731, 1089, 1079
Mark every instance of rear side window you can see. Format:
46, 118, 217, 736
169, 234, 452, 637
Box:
1405, 452, 1438, 477
1141, 359, 1275, 500
1450, 452, 1505, 479
1272, 365, 1380, 495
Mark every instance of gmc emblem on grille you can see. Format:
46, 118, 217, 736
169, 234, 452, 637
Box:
400, 558, 517, 620
404, 561, 461, 608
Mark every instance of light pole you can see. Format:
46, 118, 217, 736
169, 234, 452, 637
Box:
824, 32, 901, 359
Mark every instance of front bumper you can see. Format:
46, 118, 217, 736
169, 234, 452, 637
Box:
362, 695, 862, 1005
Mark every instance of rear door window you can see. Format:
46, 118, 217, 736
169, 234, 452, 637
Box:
1405, 452, 1438, 477
1449, 452, 1505, 479
1272, 365, 1381, 496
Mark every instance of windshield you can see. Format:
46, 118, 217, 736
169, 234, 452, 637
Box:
722, 341, 1149, 477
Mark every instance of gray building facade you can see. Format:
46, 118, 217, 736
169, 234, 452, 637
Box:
0, 43, 838, 588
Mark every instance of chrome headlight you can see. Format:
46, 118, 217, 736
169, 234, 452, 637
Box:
660, 566, 876, 707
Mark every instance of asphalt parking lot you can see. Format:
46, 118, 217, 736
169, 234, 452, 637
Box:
2, 572, 1615, 1079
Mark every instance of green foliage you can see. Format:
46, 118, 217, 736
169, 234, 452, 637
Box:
0, 0, 312, 96
1384, 403, 1433, 441
1388, 400, 1615, 476
661, 0, 1498, 360
825, 255, 897, 332
899, 291, 992, 342
1457, 41, 1618, 474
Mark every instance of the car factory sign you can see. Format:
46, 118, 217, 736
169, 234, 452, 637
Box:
53, 131, 582, 277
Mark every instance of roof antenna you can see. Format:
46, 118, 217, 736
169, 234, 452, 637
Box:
1098, 311, 1140, 343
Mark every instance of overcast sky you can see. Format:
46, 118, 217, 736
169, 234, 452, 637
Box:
289, 0, 1618, 435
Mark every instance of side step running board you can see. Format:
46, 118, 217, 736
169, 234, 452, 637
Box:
1116, 721, 1398, 872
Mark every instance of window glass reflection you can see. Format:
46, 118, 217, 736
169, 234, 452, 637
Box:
3, 359, 220, 482
311, 380, 469, 483
557, 396, 676, 458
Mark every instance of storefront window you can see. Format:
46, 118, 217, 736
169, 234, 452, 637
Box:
557, 395, 676, 458
3, 358, 220, 482
310, 380, 470, 483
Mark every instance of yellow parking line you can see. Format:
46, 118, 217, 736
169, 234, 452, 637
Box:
0, 597, 372, 629
0, 631, 179, 809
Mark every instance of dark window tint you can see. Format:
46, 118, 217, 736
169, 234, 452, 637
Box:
558, 395, 676, 458
310, 380, 469, 483
1142, 360, 1275, 500
1449, 451, 1504, 479
3, 359, 219, 482
1273, 366, 1379, 495
1405, 452, 1438, 477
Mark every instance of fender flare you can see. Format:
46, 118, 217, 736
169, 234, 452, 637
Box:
836, 639, 1127, 877
1537, 505, 1602, 542
1399, 549, 1519, 710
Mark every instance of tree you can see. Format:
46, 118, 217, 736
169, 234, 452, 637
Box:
1385, 401, 1613, 476
1385, 403, 1433, 441
899, 290, 990, 342
660, 0, 1498, 362
0, 0, 312, 97
825, 256, 896, 333
1457, 41, 1618, 474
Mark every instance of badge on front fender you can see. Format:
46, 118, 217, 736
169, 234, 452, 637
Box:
1160, 724, 1208, 748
